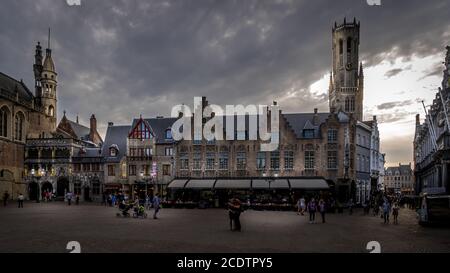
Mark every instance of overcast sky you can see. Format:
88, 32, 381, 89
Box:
1, 0, 449, 167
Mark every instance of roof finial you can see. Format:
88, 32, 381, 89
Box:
63, 110, 66, 117
76, 114, 79, 124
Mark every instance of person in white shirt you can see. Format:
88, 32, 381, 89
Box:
18, 193, 24, 208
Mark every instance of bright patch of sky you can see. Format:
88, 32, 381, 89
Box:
308, 53, 445, 167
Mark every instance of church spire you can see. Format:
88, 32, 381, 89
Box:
46, 28, 52, 57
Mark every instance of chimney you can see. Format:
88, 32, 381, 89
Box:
313, 108, 319, 125
416, 114, 420, 126
76, 115, 79, 124
89, 114, 97, 141
373, 115, 377, 121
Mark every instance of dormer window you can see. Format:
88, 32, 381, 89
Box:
303, 129, 314, 139
109, 144, 119, 157
165, 129, 172, 140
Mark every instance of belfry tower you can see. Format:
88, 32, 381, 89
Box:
34, 28, 57, 130
329, 18, 364, 121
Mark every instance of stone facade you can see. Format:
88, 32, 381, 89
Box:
414, 46, 450, 194
0, 37, 57, 201
385, 163, 414, 194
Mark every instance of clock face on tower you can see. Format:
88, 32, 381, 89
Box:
346, 63, 352, 71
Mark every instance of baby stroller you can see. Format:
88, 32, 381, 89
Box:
116, 202, 132, 217
133, 205, 147, 219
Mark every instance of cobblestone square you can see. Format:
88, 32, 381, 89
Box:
1, 202, 449, 253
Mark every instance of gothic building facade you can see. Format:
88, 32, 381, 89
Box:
1, 19, 385, 203
414, 46, 450, 194
0, 36, 58, 200
1, 31, 103, 202
101, 19, 384, 203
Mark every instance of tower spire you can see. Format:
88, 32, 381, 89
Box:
48, 28, 51, 49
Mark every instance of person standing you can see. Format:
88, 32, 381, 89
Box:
392, 202, 399, 225
3, 191, 9, 206
227, 198, 235, 230
297, 197, 306, 216
17, 193, 24, 208
382, 200, 391, 224
75, 194, 80, 205
348, 199, 354, 215
319, 199, 326, 223
66, 192, 72, 206
307, 198, 317, 224
111, 194, 117, 207
153, 193, 161, 219
145, 194, 151, 210
228, 197, 242, 231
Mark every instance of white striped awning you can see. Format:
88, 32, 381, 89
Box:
214, 179, 251, 189
288, 178, 329, 189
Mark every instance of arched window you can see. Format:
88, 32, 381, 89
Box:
350, 97, 355, 111
0, 106, 10, 138
345, 97, 349, 112
48, 105, 54, 117
14, 112, 25, 141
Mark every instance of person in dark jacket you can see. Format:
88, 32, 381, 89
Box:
228, 198, 243, 231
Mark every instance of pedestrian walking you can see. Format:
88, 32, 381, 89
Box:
348, 199, 354, 215
111, 194, 117, 207
107, 194, 112, 206
319, 199, 326, 223
307, 198, 317, 224
66, 192, 72, 206
153, 193, 161, 219
17, 193, 24, 208
297, 196, 306, 215
3, 191, 9, 206
392, 202, 399, 225
382, 200, 391, 224
363, 200, 370, 215
75, 194, 80, 205
145, 194, 151, 210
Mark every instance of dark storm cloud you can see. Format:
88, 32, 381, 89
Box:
418, 64, 444, 80
377, 100, 413, 110
384, 68, 403, 78
0, 0, 449, 137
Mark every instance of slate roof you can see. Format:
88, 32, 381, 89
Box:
283, 113, 330, 139
73, 147, 102, 160
130, 112, 350, 142
130, 117, 178, 144
67, 120, 91, 141
0, 71, 34, 102
386, 164, 413, 176
102, 125, 131, 163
